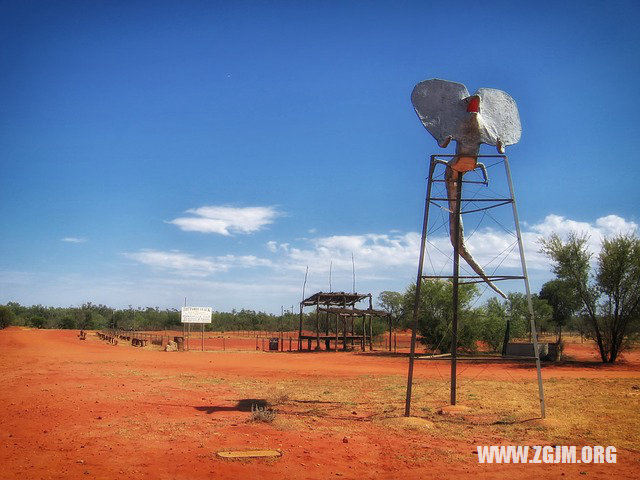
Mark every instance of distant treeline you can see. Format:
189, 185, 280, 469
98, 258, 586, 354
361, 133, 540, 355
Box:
0, 302, 391, 335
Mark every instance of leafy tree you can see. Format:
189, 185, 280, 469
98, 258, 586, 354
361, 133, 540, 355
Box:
403, 279, 479, 353
477, 297, 507, 351
504, 292, 553, 339
539, 279, 581, 342
30, 316, 46, 329
475, 293, 552, 352
541, 232, 640, 363
58, 316, 76, 329
90, 312, 107, 330
5, 302, 26, 326
78, 310, 95, 330
0, 306, 15, 329
377, 291, 405, 329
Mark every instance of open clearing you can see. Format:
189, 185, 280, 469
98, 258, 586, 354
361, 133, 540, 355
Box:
1, 327, 638, 479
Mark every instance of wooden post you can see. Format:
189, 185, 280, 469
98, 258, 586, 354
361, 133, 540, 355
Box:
298, 302, 303, 351
350, 303, 356, 349
315, 298, 320, 350
325, 310, 330, 351
369, 316, 373, 351
343, 316, 347, 351
361, 316, 365, 351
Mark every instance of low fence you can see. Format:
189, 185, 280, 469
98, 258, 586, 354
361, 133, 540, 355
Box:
99, 329, 306, 352
97, 329, 440, 353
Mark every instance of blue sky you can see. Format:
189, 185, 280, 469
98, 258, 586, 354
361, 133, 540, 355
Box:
1, 0, 639, 313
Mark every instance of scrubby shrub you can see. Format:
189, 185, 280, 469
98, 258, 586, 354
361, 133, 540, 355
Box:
30, 316, 46, 329
58, 316, 76, 329
0, 306, 14, 329
403, 280, 480, 353
250, 403, 277, 423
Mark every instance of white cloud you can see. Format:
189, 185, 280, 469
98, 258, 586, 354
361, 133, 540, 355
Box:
116, 213, 636, 310
267, 241, 290, 253
132, 214, 638, 283
594, 215, 636, 234
168, 205, 280, 235
124, 250, 219, 276
267, 214, 638, 280
215, 254, 273, 269
123, 249, 272, 277
0, 269, 300, 313
529, 214, 638, 261
280, 233, 421, 273
61, 237, 87, 243
6, 213, 637, 314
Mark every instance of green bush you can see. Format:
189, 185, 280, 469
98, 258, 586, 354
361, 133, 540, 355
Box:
58, 316, 76, 329
403, 279, 480, 353
29, 316, 46, 329
0, 306, 15, 329
477, 298, 507, 352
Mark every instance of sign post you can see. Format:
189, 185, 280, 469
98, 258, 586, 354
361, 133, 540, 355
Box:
181, 307, 212, 352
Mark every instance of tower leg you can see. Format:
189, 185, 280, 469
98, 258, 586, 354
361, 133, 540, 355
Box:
450, 168, 463, 405
504, 157, 546, 419
405, 157, 436, 416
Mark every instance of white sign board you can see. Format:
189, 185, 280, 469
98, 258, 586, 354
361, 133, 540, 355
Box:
181, 307, 212, 324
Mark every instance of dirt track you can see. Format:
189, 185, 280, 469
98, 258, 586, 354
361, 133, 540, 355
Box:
1, 328, 638, 479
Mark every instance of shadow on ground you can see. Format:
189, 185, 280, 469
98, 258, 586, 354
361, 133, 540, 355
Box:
195, 398, 268, 414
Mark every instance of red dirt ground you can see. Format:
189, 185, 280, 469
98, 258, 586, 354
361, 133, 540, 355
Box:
1, 328, 638, 479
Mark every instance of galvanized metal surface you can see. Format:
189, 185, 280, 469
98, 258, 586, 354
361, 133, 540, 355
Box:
411, 78, 521, 155
405, 153, 545, 419
411, 80, 523, 299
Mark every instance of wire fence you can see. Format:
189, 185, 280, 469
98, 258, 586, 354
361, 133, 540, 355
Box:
97, 328, 557, 355
97, 328, 426, 353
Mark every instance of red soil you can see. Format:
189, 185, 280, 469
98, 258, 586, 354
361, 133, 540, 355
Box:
0, 328, 638, 479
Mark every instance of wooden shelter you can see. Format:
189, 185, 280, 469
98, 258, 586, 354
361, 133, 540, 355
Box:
298, 291, 391, 351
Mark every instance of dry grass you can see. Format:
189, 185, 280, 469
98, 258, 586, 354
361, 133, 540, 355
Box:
87, 342, 639, 453
208, 372, 640, 451
249, 403, 277, 423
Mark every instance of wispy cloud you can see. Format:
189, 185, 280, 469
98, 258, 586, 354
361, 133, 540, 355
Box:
168, 205, 280, 235
529, 214, 637, 252
132, 214, 638, 280
123, 213, 637, 305
8, 214, 637, 313
124, 249, 272, 277
271, 232, 421, 274
267, 214, 638, 277
61, 237, 87, 243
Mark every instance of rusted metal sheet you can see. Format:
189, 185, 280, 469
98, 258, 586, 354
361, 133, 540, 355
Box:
317, 306, 390, 316
300, 291, 368, 307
